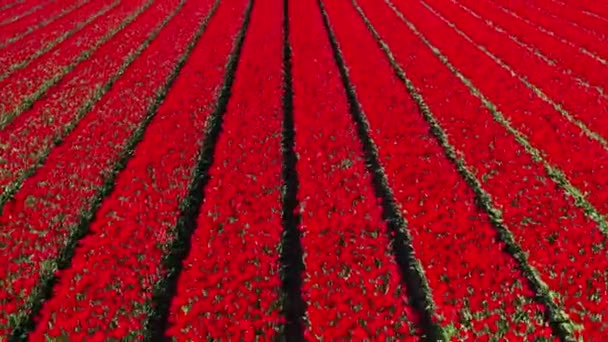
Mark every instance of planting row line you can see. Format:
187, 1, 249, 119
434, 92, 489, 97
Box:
0, 0, 222, 336
501, 2, 608, 45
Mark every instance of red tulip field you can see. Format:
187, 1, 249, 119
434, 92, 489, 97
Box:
1, 0, 608, 340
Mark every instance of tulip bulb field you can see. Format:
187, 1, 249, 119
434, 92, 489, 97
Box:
2, 0, 608, 340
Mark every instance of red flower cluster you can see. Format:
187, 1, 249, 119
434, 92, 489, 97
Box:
0, 0, 116, 78
0, 0, 149, 127
0, 0, 179, 200
291, 0, 420, 339
325, 0, 554, 339
167, 0, 284, 339
31, 0, 246, 338
458, 0, 608, 98
368, 0, 608, 337
0, 0, 219, 337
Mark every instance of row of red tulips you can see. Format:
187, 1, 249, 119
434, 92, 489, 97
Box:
166, 0, 283, 338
